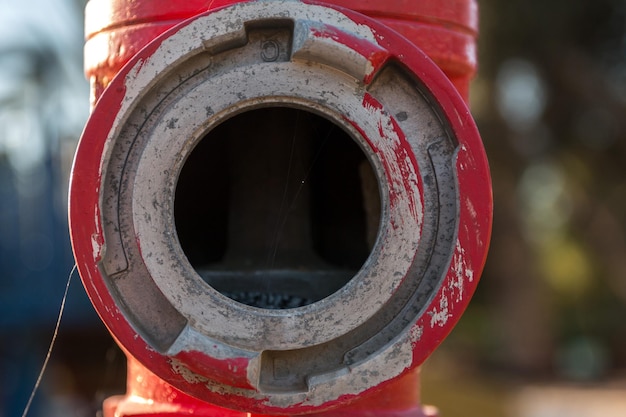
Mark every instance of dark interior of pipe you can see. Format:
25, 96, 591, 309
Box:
174, 107, 381, 308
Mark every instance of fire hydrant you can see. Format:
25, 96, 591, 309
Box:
69, 0, 492, 416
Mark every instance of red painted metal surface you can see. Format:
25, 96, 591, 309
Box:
105, 359, 436, 417
84, 0, 477, 104
72, 0, 489, 416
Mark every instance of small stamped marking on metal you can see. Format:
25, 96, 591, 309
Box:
261, 40, 280, 62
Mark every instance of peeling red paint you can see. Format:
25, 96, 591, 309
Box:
173, 351, 255, 390
308, 25, 391, 84
360, 93, 423, 223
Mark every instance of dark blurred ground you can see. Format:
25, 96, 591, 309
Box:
1, 0, 626, 416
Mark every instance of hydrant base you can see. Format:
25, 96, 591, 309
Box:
104, 358, 438, 417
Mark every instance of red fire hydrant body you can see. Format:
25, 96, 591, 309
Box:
84, 0, 478, 106
71, 1, 491, 416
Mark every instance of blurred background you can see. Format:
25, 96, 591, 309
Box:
0, 0, 625, 416
0, 0, 123, 416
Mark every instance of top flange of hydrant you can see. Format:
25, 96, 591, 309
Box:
69, 0, 492, 416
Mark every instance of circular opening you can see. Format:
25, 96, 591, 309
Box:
175, 107, 381, 309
